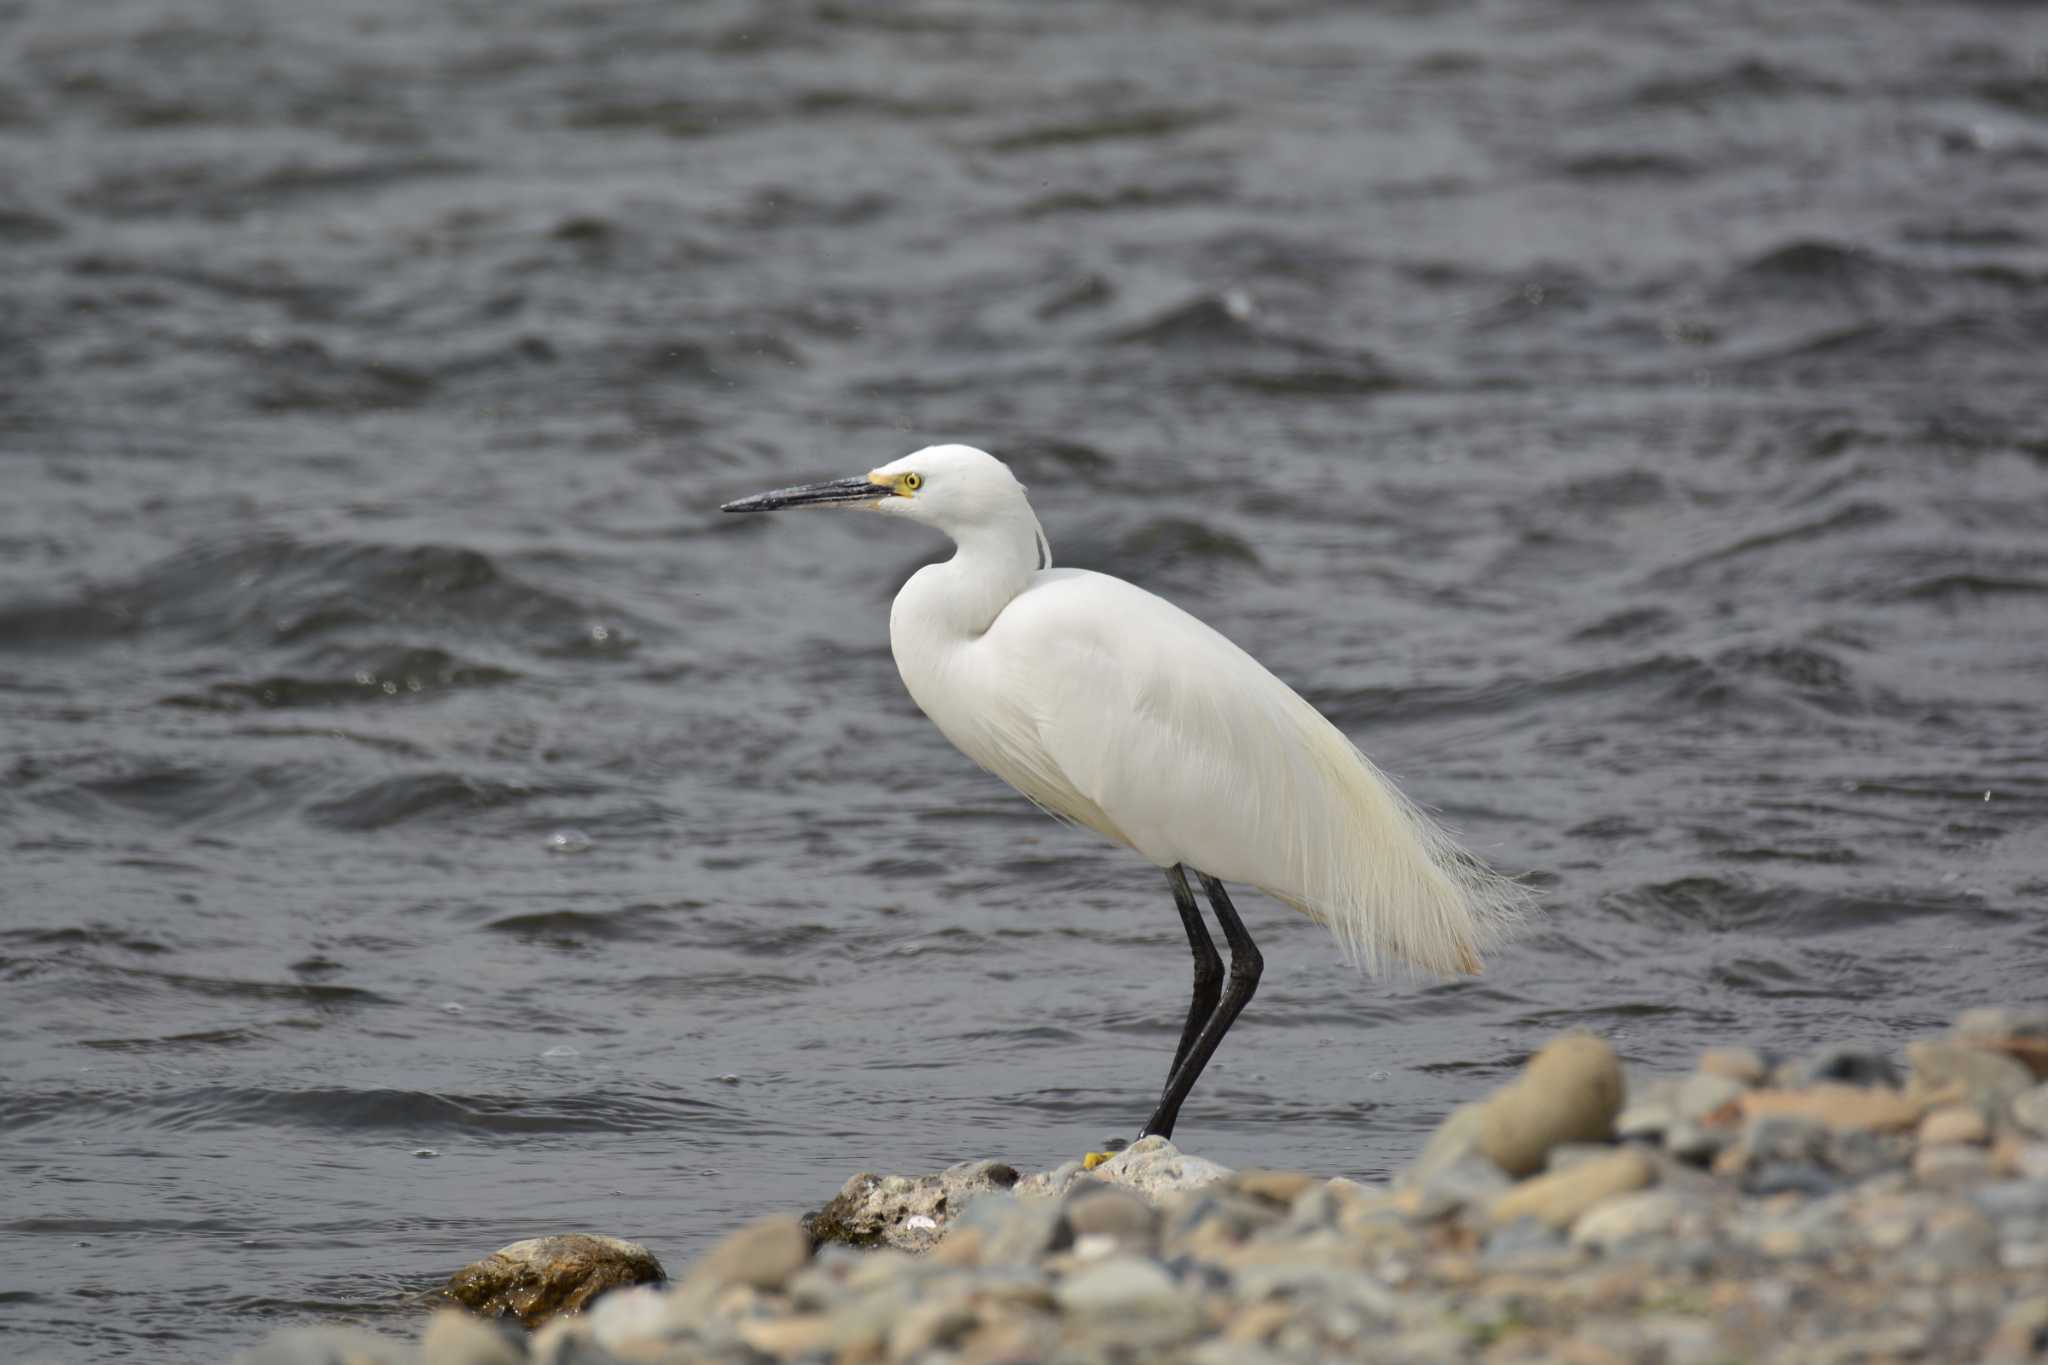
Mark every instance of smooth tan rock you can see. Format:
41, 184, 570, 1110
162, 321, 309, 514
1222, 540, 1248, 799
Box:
440, 1233, 665, 1330
1697, 1046, 1767, 1086
1230, 1169, 1320, 1206
736, 1313, 840, 1358
1479, 1033, 1625, 1176
687, 1214, 810, 1291
1737, 1083, 1926, 1132
1064, 1185, 1157, 1245
1487, 1148, 1653, 1228
1917, 1104, 1989, 1146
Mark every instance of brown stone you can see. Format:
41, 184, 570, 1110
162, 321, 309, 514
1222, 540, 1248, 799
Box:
1737, 1083, 1926, 1132
440, 1233, 665, 1330
1697, 1046, 1768, 1086
1231, 1169, 1320, 1206
736, 1314, 839, 1358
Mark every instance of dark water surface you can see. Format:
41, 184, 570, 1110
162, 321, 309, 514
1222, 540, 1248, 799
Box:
4, 0, 2047, 1358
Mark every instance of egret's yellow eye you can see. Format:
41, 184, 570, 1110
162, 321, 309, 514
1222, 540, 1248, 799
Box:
902, 472, 923, 492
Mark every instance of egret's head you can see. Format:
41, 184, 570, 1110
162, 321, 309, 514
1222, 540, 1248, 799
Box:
721, 444, 1031, 531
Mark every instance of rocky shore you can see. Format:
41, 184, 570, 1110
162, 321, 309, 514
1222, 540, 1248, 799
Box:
242, 1009, 2048, 1364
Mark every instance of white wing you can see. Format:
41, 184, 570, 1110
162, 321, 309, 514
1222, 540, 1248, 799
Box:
970, 570, 1524, 976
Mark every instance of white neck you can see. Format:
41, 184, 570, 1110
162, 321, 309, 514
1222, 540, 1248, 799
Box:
905, 515, 1044, 640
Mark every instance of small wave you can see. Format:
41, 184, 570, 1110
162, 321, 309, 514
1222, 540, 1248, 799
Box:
984, 105, 1223, 153
0, 535, 634, 658
161, 646, 518, 712
306, 772, 587, 832
0, 1085, 736, 1137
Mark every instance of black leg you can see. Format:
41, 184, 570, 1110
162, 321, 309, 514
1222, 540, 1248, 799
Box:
1164, 865, 1223, 1088
1141, 872, 1262, 1140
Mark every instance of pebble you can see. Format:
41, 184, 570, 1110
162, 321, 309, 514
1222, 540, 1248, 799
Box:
1777, 1043, 1900, 1089
1919, 1103, 1990, 1146
1488, 1148, 1654, 1228
689, 1215, 809, 1292
1698, 1045, 1768, 1085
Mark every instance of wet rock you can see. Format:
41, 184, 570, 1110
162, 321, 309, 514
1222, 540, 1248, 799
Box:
1919, 1103, 1990, 1146
1777, 1043, 1899, 1089
1478, 1033, 1625, 1176
1488, 1148, 1654, 1228
1906, 1040, 2036, 1116
1084, 1135, 1233, 1199
806, 1159, 1019, 1252
420, 1308, 527, 1365
441, 1234, 665, 1330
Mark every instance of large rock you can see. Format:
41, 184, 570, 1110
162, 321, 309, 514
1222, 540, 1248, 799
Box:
440, 1233, 664, 1330
806, 1158, 1020, 1252
1479, 1033, 1626, 1176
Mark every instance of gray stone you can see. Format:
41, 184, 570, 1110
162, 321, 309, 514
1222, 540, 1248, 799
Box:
442, 1234, 666, 1331
1777, 1043, 1899, 1089
1063, 1184, 1157, 1249
687, 1215, 808, 1291
1740, 1113, 1830, 1168
2010, 1083, 2048, 1137
1744, 1162, 1844, 1198
419, 1309, 526, 1365
957, 1190, 1069, 1264
1481, 1215, 1566, 1265
1051, 1255, 1200, 1340
1397, 1100, 1488, 1187
1954, 1007, 2048, 1040
1663, 1118, 1733, 1165
1826, 1126, 1911, 1180
1402, 1153, 1511, 1220
1673, 1070, 1746, 1121
235, 1327, 416, 1365
1159, 1187, 1285, 1248
1615, 1077, 1679, 1142
1906, 1040, 2036, 1115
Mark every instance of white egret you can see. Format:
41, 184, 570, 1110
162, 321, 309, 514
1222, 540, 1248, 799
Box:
723, 444, 1527, 1139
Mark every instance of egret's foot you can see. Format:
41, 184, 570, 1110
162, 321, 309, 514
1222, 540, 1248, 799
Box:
1082, 1151, 1116, 1170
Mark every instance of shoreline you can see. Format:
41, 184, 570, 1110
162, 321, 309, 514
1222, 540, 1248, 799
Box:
245, 1007, 2048, 1363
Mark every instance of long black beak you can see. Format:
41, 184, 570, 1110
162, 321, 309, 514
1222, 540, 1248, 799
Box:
721, 476, 892, 513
